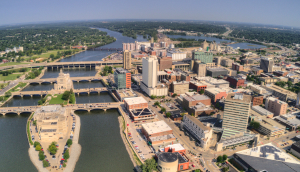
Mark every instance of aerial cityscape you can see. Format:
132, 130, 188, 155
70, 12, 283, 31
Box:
1, 1, 300, 172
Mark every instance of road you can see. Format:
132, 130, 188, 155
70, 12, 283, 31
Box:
0, 75, 26, 96
222, 27, 233, 37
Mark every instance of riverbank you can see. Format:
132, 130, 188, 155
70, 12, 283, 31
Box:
64, 113, 81, 172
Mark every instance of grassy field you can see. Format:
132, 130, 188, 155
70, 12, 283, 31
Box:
49, 94, 68, 105
0, 62, 29, 67
0, 74, 22, 81
23, 50, 62, 61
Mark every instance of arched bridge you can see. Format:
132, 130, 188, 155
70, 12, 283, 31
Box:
24, 76, 103, 84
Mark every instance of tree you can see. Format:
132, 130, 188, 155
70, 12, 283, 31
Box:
67, 139, 72, 147
199, 89, 204, 95
35, 145, 42, 151
64, 149, 70, 159
150, 95, 156, 99
140, 158, 157, 172
217, 155, 223, 162
34, 141, 40, 147
191, 113, 194, 117
5, 92, 11, 97
63, 163, 66, 167
172, 93, 177, 97
62, 91, 70, 100
39, 151, 45, 160
250, 121, 260, 130
161, 107, 166, 113
166, 112, 171, 118
287, 81, 293, 88
154, 101, 160, 107
48, 142, 58, 155
43, 160, 49, 167
222, 167, 229, 172
223, 154, 228, 161
33, 120, 37, 126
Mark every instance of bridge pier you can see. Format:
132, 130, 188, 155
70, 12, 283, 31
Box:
88, 109, 90, 112
30, 95, 33, 98
77, 81, 79, 83
103, 109, 107, 112
17, 112, 20, 115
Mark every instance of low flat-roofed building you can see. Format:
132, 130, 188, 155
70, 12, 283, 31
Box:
33, 105, 69, 142
206, 67, 229, 77
195, 77, 230, 88
189, 80, 212, 92
182, 93, 211, 110
124, 97, 148, 110
132, 74, 142, 86
205, 87, 229, 103
274, 114, 300, 131
156, 152, 189, 172
188, 102, 214, 117
265, 97, 288, 116
113, 89, 137, 102
251, 94, 264, 106
259, 77, 279, 84
252, 113, 285, 137
233, 143, 300, 172
182, 114, 212, 149
263, 84, 297, 101
291, 141, 300, 159
252, 106, 274, 118
171, 81, 189, 95
142, 121, 175, 145
250, 85, 267, 94
129, 108, 156, 121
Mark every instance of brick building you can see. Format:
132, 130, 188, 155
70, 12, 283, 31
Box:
189, 81, 208, 92
226, 76, 246, 88
252, 94, 264, 106
204, 88, 228, 103
182, 93, 211, 110
232, 62, 244, 71
265, 97, 288, 116
141, 121, 175, 145
158, 57, 172, 71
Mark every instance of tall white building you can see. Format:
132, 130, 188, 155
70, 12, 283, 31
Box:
142, 56, 158, 88
141, 56, 168, 96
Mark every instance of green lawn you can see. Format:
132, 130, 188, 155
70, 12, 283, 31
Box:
23, 50, 65, 61
0, 62, 29, 67
49, 94, 68, 105
0, 74, 22, 81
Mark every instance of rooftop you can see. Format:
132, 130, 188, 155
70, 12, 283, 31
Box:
207, 68, 228, 72
115, 68, 130, 74
235, 143, 300, 172
157, 152, 178, 163
142, 121, 172, 135
124, 97, 147, 105
185, 114, 211, 131
130, 108, 154, 117
226, 93, 251, 103
252, 106, 274, 116
184, 94, 211, 102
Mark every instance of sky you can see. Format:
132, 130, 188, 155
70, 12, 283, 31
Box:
1, 0, 300, 27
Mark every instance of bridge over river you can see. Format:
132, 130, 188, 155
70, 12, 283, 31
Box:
0, 102, 123, 115
11, 87, 108, 97
24, 76, 104, 84
0, 61, 142, 71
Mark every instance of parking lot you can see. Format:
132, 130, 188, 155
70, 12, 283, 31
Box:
125, 113, 155, 161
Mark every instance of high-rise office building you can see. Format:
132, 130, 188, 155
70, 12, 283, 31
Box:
192, 50, 213, 64
260, 57, 274, 73
142, 56, 158, 88
123, 50, 131, 69
222, 93, 251, 138
114, 68, 131, 89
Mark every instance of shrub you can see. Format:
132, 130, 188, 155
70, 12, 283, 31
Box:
63, 163, 66, 167
166, 112, 171, 118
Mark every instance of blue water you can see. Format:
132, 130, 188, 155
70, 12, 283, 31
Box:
166, 34, 267, 49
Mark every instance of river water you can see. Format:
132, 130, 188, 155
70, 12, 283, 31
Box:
74, 110, 134, 172
0, 28, 145, 172
59, 28, 148, 62
166, 34, 267, 49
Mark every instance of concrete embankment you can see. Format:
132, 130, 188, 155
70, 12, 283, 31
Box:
64, 114, 81, 172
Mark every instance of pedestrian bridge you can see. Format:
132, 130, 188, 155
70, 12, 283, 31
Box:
11, 87, 108, 97
0, 102, 123, 115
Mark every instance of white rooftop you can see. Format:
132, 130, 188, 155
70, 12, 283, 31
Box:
142, 121, 172, 135
124, 97, 147, 105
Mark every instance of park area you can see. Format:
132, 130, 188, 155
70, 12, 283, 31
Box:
48, 91, 76, 105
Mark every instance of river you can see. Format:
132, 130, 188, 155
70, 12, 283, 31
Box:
166, 34, 267, 49
0, 28, 145, 172
59, 28, 148, 62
